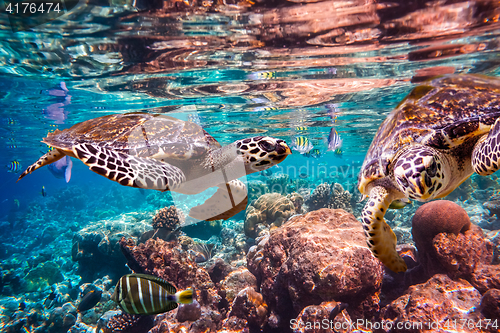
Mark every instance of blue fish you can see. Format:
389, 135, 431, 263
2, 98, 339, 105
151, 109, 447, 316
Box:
48, 155, 73, 183
292, 136, 314, 154
7, 161, 21, 173
327, 128, 342, 152
41, 186, 47, 197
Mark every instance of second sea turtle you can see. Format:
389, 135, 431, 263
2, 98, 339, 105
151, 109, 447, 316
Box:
358, 74, 500, 272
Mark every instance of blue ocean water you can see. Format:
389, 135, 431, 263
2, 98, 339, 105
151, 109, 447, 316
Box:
0, 1, 500, 332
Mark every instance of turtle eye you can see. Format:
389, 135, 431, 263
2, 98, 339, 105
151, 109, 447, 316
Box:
259, 141, 275, 152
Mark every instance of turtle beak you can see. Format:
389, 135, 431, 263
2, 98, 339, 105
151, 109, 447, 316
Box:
277, 141, 292, 155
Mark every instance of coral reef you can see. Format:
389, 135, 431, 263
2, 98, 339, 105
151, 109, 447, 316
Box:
411, 200, 472, 277
248, 180, 269, 202
327, 183, 352, 212
119, 237, 224, 331
266, 174, 289, 194
306, 183, 331, 211
244, 193, 295, 238
480, 288, 500, 319
221, 267, 258, 303
306, 182, 352, 213
152, 206, 184, 229
381, 275, 487, 332
287, 192, 304, 214
147, 205, 186, 241
24, 261, 64, 292
247, 209, 383, 329
291, 301, 351, 333
227, 287, 268, 329
176, 300, 202, 322
71, 213, 151, 282
97, 311, 154, 333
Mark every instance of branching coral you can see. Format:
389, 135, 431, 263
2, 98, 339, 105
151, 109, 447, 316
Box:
152, 206, 185, 231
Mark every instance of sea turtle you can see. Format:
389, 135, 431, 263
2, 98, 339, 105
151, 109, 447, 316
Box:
18, 112, 291, 221
358, 74, 500, 273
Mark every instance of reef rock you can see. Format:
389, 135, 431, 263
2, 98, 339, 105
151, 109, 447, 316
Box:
381, 274, 485, 333
227, 287, 268, 328
119, 237, 220, 308
411, 200, 472, 276
470, 264, 500, 293
221, 267, 258, 303
244, 193, 295, 238
480, 288, 500, 320
291, 301, 351, 333
247, 209, 383, 329
432, 226, 493, 282
72, 213, 151, 282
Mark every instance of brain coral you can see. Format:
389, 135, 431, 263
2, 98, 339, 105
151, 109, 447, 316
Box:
244, 193, 295, 238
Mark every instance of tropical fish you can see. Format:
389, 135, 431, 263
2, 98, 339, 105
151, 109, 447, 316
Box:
48, 156, 73, 183
303, 149, 322, 158
325, 104, 339, 123
43, 291, 58, 309
45, 81, 69, 97
388, 198, 411, 209
5, 118, 17, 125
247, 71, 276, 80
111, 273, 193, 315
78, 289, 102, 312
327, 128, 343, 152
334, 148, 342, 155
41, 186, 47, 197
252, 106, 278, 112
7, 160, 21, 173
295, 126, 308, 132
292, 136, 314, 154
259, 169, 273, 177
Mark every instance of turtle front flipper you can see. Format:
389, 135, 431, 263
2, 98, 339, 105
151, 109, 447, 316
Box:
72, 143, 186, 191
189, 179, 248, 221
361, 185, 407, 273
17, 149, 65, 182
472, 118, 500, 176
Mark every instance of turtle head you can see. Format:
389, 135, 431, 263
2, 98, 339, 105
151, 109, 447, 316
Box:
236, 136, 291, 173
393, 146, 446, 201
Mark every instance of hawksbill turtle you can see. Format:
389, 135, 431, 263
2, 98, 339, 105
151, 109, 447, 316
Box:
18, 112, 291, 221
358, 74, 500, 273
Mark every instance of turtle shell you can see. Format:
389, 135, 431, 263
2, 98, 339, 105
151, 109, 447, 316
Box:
43, 112, 221, 161
359, 74, 500, 190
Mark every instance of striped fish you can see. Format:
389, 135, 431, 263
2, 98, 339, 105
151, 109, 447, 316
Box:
292, 136, 313, 154
7, 161, 22, 173
327, 128, 342, 152
111, 274, 193, 315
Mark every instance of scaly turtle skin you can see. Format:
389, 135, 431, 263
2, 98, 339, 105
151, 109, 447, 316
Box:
18, 113, 291, 221
358, 74, 500, 273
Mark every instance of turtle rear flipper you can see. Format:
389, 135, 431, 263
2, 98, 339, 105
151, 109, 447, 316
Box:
189, 179, 248, 221
472, 117, 500, 176
17, 149, 65, 182
73, 143, 186, 191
